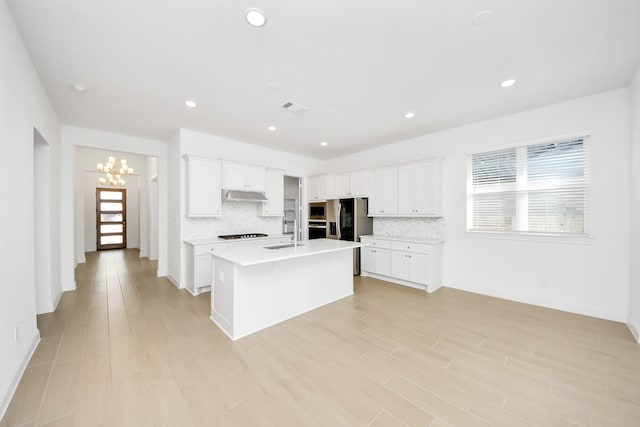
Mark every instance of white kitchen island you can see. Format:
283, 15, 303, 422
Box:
210, 239, 363, 340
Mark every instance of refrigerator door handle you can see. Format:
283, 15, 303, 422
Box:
337, 201, 341, 239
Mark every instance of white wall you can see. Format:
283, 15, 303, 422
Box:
629, 66, 640, 341
330, 89, 631, 322
74, 148, 147, 261
0, 1, 61, 418
147, 156, 159, 260
167, 129, 325, 287
61, 127, 168, 280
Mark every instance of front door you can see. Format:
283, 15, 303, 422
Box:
96, 188, 127, 250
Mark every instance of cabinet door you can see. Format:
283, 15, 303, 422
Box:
381, 168, 398, 214
361, 246, 376, 273
222, 162, 247, 190
390, 251, 410, 281
350, 172, 369, 197
194, 254, 213, 288
187, 157, 221, 217
408, 252, 429, 285
308, 175, 327, 201
375, 248, 391, 276
398, 161, 442, 216
260, 169, 284, 216
414, 161, 441, 215
397, 164, 418, 214
369, 168, 398, 215
245, 165, 266, 191
334, 174, 350, 198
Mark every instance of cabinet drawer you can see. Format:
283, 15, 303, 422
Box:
361, 238, 391, 249
194, 243, 227, 255
390, 241, 430, 254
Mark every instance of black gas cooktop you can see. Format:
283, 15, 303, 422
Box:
218, 233, 269, 240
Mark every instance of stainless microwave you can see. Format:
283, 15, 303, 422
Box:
309, 202, 326, 220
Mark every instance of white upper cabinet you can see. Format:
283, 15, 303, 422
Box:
397, 159, 442, 216
334, 171, 369, 198
334, 174, 349, 198
258, 169, 284, 216
185, 156, 222, 217
307, 174, 329, 201
222, 161, 266, 191
368, 167, 398, 215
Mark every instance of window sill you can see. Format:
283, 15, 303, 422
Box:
465, 231, 594, 245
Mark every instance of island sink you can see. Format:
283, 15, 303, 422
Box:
265, 243, 305, 249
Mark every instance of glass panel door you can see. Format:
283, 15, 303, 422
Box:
96, 188, 127, 250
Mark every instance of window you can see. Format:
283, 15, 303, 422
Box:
467, 136, 589, 236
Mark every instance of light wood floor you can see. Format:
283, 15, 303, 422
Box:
2, 249, 640, 426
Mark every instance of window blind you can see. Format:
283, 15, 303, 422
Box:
467, 137, 589, 235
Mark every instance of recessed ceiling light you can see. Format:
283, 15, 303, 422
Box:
472, 10, 492, 26
70, 83, 86, 94
268, 125, 277, 132
500, 79, 516, 88
185, 100, 197, 108
246, 8, 266, 27
404, 112, 415, 119
320, 141, 328, 147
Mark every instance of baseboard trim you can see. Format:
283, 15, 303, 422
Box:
52, 289, 63, 311
627, 315, 640, 343
0, 330, 41, 420
166, 275, 182, 289
62, 280, 76, 292
444, 282, 626, 323
360, 272, 443, 293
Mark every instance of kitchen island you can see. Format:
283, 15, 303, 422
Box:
210, 239, 362, 340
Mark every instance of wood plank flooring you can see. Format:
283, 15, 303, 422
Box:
2, 249, 639, 426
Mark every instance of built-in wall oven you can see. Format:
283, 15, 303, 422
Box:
309, 202, 326, 220
308, 202, 327, 239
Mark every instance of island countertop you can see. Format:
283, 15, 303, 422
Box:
210, 238, 363, 267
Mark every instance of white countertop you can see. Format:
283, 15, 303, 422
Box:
210, 239, 363, 267
184, 234, 291, 245
360, 234, 444, 244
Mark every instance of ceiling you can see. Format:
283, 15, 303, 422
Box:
8, 0, 640, 159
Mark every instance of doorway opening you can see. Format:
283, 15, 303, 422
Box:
96, 188, 127, 250
284, 175, 302, 241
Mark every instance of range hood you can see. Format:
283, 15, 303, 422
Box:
223, 189, 268, 202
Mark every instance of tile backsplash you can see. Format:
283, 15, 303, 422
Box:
183, 201, 282, 240
372, 217, 445, 240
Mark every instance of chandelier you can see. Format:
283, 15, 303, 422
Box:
96, 156, 134, 186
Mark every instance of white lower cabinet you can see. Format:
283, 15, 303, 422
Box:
362, 247, 391, 276
185, 236, 292, 295
361, 236, 442, 292
390, 251, 428, 284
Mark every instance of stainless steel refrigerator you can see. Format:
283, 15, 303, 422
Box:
326, 198, 373, 275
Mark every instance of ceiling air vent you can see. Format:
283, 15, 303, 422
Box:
281, 101, 309, 113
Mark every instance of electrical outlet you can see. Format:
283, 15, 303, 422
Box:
14, 326, 19, 343
219, 271, 224, 282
